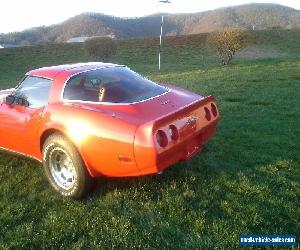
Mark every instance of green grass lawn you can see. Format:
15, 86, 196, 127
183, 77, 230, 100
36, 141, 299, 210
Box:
0, 30, 299, 249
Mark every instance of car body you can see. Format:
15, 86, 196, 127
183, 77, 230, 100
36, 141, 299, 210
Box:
0, 62, 219, 197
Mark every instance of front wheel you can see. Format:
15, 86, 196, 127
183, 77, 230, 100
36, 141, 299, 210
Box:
42, 133, 93, 198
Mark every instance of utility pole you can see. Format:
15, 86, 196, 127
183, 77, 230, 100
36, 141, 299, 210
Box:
158, 0, 171, 71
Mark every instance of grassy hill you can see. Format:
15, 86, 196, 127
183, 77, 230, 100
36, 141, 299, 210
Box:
1, 3, 299, 45
0, 29, 299, 249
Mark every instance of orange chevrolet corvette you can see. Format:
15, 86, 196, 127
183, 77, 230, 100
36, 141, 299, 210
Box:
0, 63, 219, 198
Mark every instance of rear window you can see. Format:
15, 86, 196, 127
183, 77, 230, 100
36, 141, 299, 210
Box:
63, 67, 167, 103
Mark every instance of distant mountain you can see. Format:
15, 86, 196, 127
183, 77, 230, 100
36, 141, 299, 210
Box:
0, 3, 299, 45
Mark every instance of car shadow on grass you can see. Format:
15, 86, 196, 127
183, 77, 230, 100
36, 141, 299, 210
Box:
88, 146, 220, 200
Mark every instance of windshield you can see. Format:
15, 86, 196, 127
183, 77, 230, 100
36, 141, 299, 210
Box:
63, 67, 167, 103
13, 76, 52, 108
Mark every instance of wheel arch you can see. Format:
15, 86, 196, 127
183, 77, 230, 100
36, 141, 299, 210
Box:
40, 128, 98, 177
40, 128, 67, 153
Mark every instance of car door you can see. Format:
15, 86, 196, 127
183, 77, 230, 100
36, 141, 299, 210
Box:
0, 76, 52, 157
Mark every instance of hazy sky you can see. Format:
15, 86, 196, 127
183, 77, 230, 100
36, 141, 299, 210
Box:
0, 0, 299, 33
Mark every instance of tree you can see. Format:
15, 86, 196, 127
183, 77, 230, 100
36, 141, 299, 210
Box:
84, 37, 117, 61
207, 28, 252, 65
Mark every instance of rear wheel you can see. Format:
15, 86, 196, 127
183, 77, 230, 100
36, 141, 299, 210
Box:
42, 133, 93, 198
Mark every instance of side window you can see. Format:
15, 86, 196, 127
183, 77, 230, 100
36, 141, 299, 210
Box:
14, 76, 52, 108
63, 74, 102, 102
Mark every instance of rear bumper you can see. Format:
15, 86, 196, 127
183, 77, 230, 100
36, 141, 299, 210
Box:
138, 118, 218, 175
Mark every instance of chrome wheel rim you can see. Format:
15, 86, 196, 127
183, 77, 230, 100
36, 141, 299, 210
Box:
49, 147, 76, 190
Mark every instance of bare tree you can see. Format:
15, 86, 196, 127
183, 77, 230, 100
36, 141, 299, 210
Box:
207, 28, 252, 65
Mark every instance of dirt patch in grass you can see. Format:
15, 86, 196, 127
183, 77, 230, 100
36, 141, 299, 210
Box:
224, 97, 246, 103
248, 101, 272, 106
236, 45, 287, 60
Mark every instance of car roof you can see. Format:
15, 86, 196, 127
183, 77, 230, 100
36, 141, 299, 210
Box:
26, 62, 121, 80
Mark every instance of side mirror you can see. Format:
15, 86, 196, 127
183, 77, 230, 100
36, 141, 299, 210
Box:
5, 95, 15, 105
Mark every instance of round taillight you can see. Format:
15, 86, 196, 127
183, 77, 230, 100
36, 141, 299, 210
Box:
211, 103, 218, 117
204, 107, 211, 121
169, 125, 179, 141
156, 130, 168, 148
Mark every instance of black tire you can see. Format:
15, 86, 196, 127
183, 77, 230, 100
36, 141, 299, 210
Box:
42, 133, 93, 198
